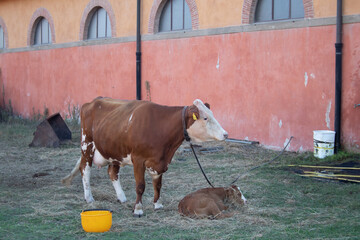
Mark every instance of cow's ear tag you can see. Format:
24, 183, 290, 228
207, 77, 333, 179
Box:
192, 113, 198, 121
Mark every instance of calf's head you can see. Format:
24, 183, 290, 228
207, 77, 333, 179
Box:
226, 185, 247, 205
187, 99, 228, 142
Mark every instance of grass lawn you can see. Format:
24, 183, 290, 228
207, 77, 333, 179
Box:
0, 120, 359, 239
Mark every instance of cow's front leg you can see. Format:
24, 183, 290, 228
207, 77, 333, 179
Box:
151, 174, 163, 210
133, 162, 146, 217
108, 164, 127, 203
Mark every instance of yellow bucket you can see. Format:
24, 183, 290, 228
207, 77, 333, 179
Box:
81, 209, 112, 233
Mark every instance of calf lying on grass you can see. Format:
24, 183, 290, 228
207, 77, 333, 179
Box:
178, 185, 247, 219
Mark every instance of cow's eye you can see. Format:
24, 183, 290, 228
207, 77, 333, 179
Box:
204, 117, 208, 121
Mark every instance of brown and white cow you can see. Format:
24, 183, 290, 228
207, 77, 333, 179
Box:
62, 98, 228, 216
178, 185, 247, 219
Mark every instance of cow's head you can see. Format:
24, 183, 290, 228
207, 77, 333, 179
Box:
186, 99, 228, 142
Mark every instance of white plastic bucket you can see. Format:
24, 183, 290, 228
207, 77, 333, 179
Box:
313, 130, 335, 158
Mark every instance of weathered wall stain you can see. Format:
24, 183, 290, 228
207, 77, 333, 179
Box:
326, 100, 332, 129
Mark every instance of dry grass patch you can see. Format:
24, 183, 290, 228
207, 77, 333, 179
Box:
0, 121, 359, 239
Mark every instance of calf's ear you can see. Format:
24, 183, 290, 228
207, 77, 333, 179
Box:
204, 103, 210, 109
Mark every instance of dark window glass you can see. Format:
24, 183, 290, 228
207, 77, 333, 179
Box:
255, 0, 305, 23
159, 0, 192, 32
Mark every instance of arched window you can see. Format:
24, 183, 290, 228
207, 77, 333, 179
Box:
255, 0, 304, 23
159, 0, 192, 32
34, 17, 52, 45
88, 8, 112, 39
28, 8, 55, 46
0, 25, 4, 48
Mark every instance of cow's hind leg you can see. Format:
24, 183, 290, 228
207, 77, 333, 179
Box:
61, 157, 81, 186
133, 160, 146, 217
108, 164, 127, 203
80, 157, 94, 203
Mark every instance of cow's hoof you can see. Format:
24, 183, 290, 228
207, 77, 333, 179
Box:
133, 209, 143, 216
117, 199, 127, 204
133, 202, 143, 217
154, 201, 163, 210
133, 213, 143, 218
85, 197, 95, 203
133, 208, 143, 217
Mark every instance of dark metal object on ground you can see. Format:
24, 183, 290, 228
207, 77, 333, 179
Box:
290, 161, 360, 184
226, 138, 259, 145
29, 113, 72, 148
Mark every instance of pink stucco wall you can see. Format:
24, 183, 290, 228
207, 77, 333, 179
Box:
0, 43, 136, 117
143, 26, 337, 151
1, 23, 359, 152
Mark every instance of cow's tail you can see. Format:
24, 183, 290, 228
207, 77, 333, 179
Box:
61, 157, 81, 186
